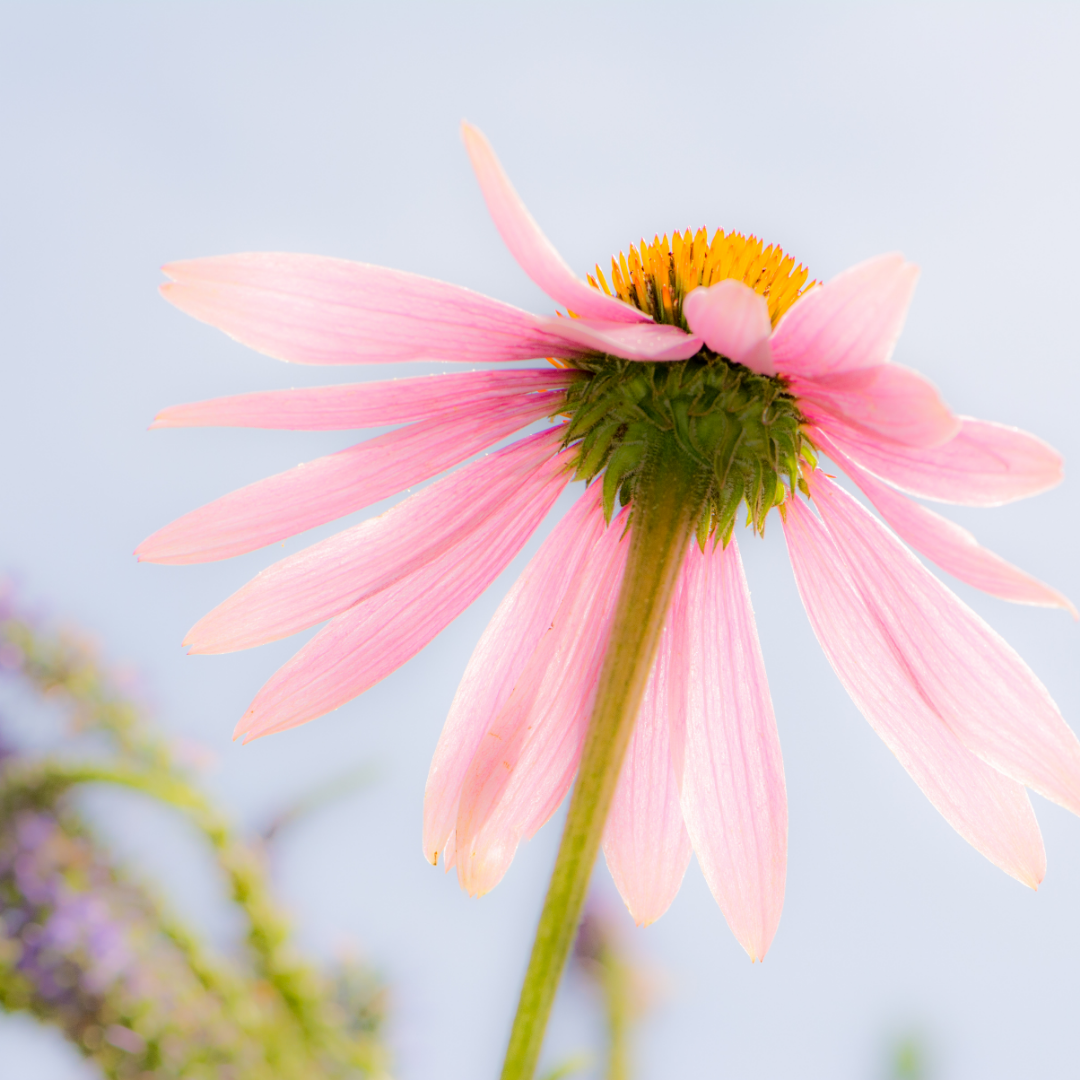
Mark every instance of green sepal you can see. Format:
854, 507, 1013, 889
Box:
601, 442, 644, 521
574, 420, 622, 482
695, 505, 712, 551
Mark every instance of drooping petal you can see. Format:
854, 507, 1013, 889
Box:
423, 487, 608, 869
807, 471, 1080, 818
454, 509, 631, 897
151, 368, 577, 430
819, 417, 1064, 506
602, 604, 693, 928
667, 538, 788, 960
536, 317, 702, 363
682, 280, 775, 374
792, 364, 960, 448
161, 254, 595, 366
771, 253, 919, 378
461, 123, 649, 325
235, 451, 570, 741
185, 428, 565, 654
814, 429, 1076, 615
138, 393, 565, 565
782, 494, 1045, 886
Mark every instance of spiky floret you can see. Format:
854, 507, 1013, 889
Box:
562, 352, 811, 546
586, 228, 814, 329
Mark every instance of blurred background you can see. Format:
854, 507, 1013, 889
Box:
1, 3, 1078, 1077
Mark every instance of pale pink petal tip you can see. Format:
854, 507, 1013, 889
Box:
682, 280, 775, 374
669, 539, 787, 961
460, 121, 649, 325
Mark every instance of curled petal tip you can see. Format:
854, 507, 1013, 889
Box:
236, 719, 266, 745
461, 121, 649, 324
460, 119, 481, 145
148, 408, 175, 429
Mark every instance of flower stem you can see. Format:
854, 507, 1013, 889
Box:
500, 435, 703, 1080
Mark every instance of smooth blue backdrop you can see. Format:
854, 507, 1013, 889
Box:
1, 4, 1078, 1078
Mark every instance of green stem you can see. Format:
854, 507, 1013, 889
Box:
599, 942, 632, 1080
500, 436, 703, 1080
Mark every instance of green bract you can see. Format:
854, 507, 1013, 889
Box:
561, 352, 809, 544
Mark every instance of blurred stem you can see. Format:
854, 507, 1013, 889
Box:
596, 941, 632, 1080
500, 435, 702, 1080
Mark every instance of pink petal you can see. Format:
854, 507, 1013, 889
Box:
454, 507, 631, 897
668, 538, 788, 961
151, 368, 577, 430
771, 253, 919, 378
793, 364, 960, 448
423, 486, 608, 869
807, 470, 1080, 818
536, 317, 702, 362
682, 280, 775, 374
461, 123, 649, 325
818, 417, 1064, 506
137, 392, 562, 565
185, 428, 565, 654
602, 607, 693, 927
161, 253, 595, 365
235, 452, 570, 741
814, 428, 1076, 615
782, 494, 1046, 886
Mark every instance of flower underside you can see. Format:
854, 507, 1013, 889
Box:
588, 227, 814, 328
563, 229, 815, 543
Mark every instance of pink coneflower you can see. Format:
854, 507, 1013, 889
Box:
140, 124, 1079, 981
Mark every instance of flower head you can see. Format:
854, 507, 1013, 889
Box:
140, 124, 1079, 961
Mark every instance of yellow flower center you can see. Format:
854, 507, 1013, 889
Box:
587, 228, 814, 329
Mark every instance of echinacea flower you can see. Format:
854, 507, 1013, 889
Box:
140, 124, 1079, 965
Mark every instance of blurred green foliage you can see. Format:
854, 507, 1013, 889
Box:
0, 595, 390, 1079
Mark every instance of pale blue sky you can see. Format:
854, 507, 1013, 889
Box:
1, 4, 1078, 1078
